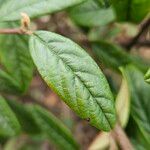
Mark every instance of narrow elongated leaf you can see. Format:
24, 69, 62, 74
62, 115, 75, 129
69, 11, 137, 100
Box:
92, 41, 149, 72
7, 100, 41, 134
7, 99, 79, 150
28, 105, 79, 150
127, 117, 150, 149
69, 0, 115, 27
112, 0, 150, 23
121, 65, 150, 147
0, 23, 34, 94
0, 0, 85, 22
29, 31, 116, 131
0, 70, 21, 94
116, 76, 130, 128
0, 96, 21, 137
144, 68, 150, 84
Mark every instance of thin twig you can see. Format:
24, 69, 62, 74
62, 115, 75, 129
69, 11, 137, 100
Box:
0, 28, 32, 35
112, 123, 134, 150
136, 40, 150, 47
0, 28, 23, 34
126, 17, 150, 50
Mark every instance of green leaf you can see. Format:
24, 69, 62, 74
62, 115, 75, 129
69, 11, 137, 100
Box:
115, 77, 130, 128
127, 117, 150, 149
7, 99, 79, 150
29, 30, 116, 131
92, 41, 149, 72
7, 100, 41, 134
0, 0, 85, 22
144, 68, 150, 84
28, 105, 79, 150
0, 70, 21, 94
121, 65, 150, 147
0, 23, 34, 94
0, 96, 21, 137
69, 0, 115, 27
112, 0, 150, 23
94, 0, 111, 8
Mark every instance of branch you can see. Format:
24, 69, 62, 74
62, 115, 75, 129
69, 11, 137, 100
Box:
136, 40, 150, 47
0, 13, 32, 35
112, 123, 134, 150
0, 28, 25, 34
126, 17, 150, 50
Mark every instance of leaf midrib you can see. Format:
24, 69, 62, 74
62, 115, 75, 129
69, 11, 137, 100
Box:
33, 33, 113, 129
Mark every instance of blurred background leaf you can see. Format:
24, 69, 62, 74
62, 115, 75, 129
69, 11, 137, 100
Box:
0, 23, 34, 94
69, 0, 115, 27
144, 68, 150, 84
112, 0, 150, 23
0, 0, 86, 22
121, 65, 150, 148
0, 96, 21, 137
6, 99, 79, 150
92, 41, 149, 72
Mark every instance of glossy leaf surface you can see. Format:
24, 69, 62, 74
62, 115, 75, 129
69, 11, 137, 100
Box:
29, 31, 116, 131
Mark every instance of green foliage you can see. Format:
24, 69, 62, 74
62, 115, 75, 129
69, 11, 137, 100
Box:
29, 105, 79, 150
0, 0, 86, 22
145, 68, 150, 84
0, 96, 21, 137
7, 99, 79, 150
69, 0, 115, 27
115, 77, 130, 128
121, 65, 150, 148
7, 100, 41, 134
92, 41, 149, 72
112, 0, 150, 23
0, 23, 34, 94
29, 31, 116, 131
0, 0, 149, 149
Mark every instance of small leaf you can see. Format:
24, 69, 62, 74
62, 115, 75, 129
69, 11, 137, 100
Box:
29, 30, 116, 131
0, 0, 85, 22
69, 0, 115, 27
144, 68, 150, 84
28, 105, 79, 150
0, 96, 21, 137
121, 65, 150, 146
112, 0, 150, 23
115, 76, 130, 128
0, 23, 34, 94
92, 41, 149, 72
